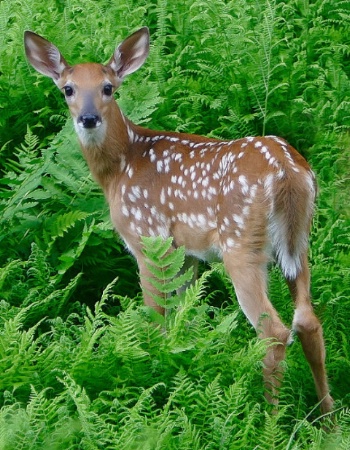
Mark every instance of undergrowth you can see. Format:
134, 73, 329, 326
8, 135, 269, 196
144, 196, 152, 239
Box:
0, 0, 349, 448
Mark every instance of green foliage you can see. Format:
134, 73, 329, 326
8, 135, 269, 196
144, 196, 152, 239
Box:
0, 122, 139, 305
141, 236, 193, 309
0, 0, 349, 447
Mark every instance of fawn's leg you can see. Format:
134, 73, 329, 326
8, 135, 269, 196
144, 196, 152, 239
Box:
288, 254, 333, 414
223, 252, 291, 406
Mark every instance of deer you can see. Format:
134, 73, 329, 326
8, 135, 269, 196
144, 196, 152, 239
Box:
24, 26, 333, 414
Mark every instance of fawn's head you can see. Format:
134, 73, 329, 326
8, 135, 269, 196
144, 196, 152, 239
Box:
24, 27, 150, 145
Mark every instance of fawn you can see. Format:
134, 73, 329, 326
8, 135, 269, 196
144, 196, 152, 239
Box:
24, 27, 333, 413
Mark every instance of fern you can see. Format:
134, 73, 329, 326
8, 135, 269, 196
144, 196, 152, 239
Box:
141, 236, 193, 309
0, 260, 23, 298
246, 0, 289, 135
0, 307, 43, 393
166, 270, 212, 352
118, 81, 162, 125
26, 243, 52, 289
57, 373, 107, 449
46, 210, 92, 240
194, 374, 225, 427
255, 409, 289, 450
164, 369, 199, 417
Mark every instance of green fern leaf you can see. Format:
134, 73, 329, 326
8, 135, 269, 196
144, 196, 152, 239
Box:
47, 210, 91, 239
141, 236, 193, 308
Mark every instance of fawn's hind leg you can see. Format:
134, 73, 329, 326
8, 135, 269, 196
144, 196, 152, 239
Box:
223, 251, 291, 406
288, 254, 333, 414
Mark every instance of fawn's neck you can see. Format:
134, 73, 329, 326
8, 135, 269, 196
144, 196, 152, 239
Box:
77, 101, 138, 195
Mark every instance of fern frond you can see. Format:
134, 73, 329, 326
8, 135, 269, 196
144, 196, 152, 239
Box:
46, 210, 92, 239
256, 409, 289, 450
166, 270, 212, 351
119, 81, 162, 124
57, 220, 95, 275
26, 242, 51, 288
112, 310, 150, 361
141, 236, 193, 307
165, 368, 198, 412
247, 0, 288, 135
0, 259, 23, 294
57, 372, 107, 448
0, 306, 43, 392
195, 374, 225, 425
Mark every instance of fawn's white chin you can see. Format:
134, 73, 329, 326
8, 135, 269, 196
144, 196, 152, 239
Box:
74, 120, 106, 147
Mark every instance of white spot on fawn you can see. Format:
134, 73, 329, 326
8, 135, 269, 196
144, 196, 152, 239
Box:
238, 175, 249, 195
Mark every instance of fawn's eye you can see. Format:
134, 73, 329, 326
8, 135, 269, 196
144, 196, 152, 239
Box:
63, 85, 74, 97
103, 84, 113, 96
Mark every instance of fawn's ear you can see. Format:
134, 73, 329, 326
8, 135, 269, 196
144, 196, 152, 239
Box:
107, 27, 150, 81
24, 31, 69, 82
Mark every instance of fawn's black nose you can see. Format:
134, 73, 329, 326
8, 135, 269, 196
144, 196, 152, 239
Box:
79, 114, 101, 129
